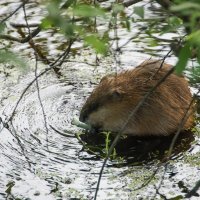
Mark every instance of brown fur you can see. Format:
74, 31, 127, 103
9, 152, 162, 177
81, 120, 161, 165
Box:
79, 60, 194, 136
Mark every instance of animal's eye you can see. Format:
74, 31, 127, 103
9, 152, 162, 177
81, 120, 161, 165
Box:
110, 89, 123, 101
90, 102, 100, 112
112, 91, 121, 99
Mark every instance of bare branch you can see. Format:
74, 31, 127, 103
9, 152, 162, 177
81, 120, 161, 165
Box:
94, 60, 175, 199
152, 89, 200, 199
105, 0, 143, 11
0, 0, 29, 24
123, 0, 143, 7
11, 22, 39, 28
0, 27, 41, 43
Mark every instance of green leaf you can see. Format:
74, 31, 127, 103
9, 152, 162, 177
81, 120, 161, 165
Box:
187, 65, 200, 84
73, 4, 105, 17
84, 35, 108, 55
171, 2, 200, 12
0, 23, 6, 34
187, 30, 200, 46
168, 16, 182, 27
40, 18, 53, 29
134, 6, 144, 18
62, 23, 75, 38
175, 44, 191, 75
125, 19, 130, 31
0, 50, 28, 70
112, 4, 125, 14
46, 1, 60, 19
197, 48, 200, 64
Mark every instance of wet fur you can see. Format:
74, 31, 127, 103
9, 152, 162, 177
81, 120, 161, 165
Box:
80, 60, 194, 136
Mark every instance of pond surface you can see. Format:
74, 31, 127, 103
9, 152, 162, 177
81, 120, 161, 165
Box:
0, 1, 200, 200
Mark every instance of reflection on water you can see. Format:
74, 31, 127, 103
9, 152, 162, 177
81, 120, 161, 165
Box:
78, 131, 195, 166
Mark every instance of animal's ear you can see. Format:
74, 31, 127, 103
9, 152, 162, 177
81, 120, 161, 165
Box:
100, 73, 116, 83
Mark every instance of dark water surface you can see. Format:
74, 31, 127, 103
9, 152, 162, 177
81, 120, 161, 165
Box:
0, 1, 200, 199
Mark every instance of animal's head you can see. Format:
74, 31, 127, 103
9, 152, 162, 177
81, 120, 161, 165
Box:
79, 72, 140, 132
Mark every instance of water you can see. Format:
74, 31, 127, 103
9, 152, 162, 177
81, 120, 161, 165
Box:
0, 0, 200, 199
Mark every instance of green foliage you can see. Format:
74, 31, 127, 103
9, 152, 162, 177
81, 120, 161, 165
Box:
102, 131, 117, 159
84, 35, 108, 55
165, 1, 200, 77
171, 2, 200, 12
73, 4, 105, 17
171, 1, 200, 32
0, 23, 6, 33
39, 0, 200, 82
175, 44, 191, 74
0, 0, 193, 82
40, 0, 109, 54
41, 1, 75, 38
112, 4, 125, 15
187, 30, 200, 46
159, 16, 183, 34
0, 50, 28, 70
187, 66, 200, 84
168, 16, 182, 27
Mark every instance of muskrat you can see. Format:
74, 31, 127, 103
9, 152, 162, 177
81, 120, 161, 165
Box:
79, 60, 194, 136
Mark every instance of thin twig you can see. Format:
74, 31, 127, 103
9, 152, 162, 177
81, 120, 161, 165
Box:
132, 166, 161, 191
11, 22, 39, 28
167, 96, 198, 159
148, 36, 186, 81
148, 49, 173, 80
3, 39, 73, 126
94, 62, 175, 200
9, 121, 32, 169
105, 0, 143, 11
0, 0, 29, 24
35, 55, 49, 149
123, 0, 143, 7
152, 89, 200, 199
23, 3, 50, 149
113, 7, 120, 72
